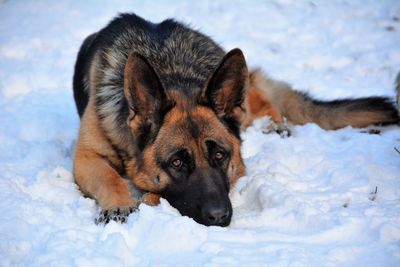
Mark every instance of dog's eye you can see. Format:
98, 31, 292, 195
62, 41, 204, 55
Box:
170, 158, 183, 169
214, 151, 225, 161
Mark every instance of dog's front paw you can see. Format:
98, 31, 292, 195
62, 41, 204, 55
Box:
95, 206, 138, 225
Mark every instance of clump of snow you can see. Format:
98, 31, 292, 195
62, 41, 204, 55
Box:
0, 1, 399, 266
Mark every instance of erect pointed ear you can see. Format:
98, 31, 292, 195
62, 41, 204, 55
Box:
203, 48, 248, 116
124, 52, 168, 124
202, 48, 249, 134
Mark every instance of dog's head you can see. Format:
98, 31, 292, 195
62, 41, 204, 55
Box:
124, 49, 248, 226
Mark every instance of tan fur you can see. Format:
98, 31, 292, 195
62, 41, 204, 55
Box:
129, 106, 245, 188
73, 98, 137, 210
141, 193, 161, 206
242, 70, 288, 128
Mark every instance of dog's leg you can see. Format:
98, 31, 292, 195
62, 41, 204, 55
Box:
243, 74, 291, 136
74, 148, 138, 224
73, 100, 138, 224
74, 149, 136, 210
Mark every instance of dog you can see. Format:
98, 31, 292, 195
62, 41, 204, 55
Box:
72, 13, 399, 227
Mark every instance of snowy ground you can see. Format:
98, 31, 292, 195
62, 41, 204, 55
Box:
1, 1, 400, 266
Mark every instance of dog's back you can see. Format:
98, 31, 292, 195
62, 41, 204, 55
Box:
73, 13, 225, 118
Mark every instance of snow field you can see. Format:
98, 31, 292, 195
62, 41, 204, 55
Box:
0, 1, 399, 266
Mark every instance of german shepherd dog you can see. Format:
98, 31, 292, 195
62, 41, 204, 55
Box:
73, 13, 399, 227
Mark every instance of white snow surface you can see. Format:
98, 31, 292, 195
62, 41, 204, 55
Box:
1, 1, 400, 266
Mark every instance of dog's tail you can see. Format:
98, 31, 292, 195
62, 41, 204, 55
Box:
245, 70, 400, 130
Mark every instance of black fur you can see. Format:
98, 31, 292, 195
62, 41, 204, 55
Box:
309, 95, 400, 125
73, 33, 97, 117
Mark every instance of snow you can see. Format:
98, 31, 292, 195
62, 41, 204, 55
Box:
0, 0, 399, 266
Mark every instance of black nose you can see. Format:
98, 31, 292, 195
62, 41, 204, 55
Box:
202, 203, 232, 226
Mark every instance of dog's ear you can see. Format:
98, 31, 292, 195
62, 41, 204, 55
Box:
202, 48, 249, 135
124, 53, 172, 148
124, 52, 167, 121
